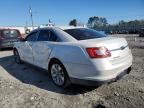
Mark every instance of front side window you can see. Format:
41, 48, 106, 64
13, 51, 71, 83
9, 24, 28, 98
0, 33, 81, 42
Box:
26, 32, 38, 41
64, 28, 106, 40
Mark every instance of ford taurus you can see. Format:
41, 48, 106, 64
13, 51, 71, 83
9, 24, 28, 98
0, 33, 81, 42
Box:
13, 27, 132, 87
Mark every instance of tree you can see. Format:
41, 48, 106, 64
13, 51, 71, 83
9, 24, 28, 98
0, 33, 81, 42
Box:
105, 19, 144, 34
87, 16, 108, 30
69, 19, 77, 26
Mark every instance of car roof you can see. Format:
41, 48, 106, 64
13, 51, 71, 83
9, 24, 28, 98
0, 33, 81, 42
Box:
26, 26, 78, 42
36, 26, 86, 31
57, 26, 86, 30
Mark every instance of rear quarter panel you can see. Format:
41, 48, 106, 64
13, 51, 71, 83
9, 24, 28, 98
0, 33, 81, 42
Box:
49, 43, 91, 65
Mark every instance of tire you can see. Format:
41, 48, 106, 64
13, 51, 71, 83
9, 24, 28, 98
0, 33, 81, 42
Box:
49, 60, 71, 88
14, 49, 22, 64
139, 34, 144, 37
139, 34, 142, 37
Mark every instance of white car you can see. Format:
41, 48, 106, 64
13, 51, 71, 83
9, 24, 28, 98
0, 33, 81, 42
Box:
13, 27, 133, 87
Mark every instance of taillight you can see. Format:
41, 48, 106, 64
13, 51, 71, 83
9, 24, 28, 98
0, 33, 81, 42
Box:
86, 47, 111, 58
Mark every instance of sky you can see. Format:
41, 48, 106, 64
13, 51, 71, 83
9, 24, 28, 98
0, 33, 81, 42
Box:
0, 0, 144, 26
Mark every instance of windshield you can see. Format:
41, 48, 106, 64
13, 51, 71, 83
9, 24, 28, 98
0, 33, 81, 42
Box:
64, 28, 106, 40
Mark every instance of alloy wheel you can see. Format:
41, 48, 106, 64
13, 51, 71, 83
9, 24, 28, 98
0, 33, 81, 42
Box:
50, 64, 65, 86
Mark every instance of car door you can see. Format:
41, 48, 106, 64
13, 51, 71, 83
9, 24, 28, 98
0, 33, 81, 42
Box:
33, 29, 58, 69
21, 31, 38, 64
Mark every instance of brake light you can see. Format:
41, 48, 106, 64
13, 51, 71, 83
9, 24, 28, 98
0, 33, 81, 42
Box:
86, 47, 111, 58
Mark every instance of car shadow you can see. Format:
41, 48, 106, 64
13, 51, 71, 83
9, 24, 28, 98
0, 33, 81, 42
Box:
0, 55, 97, 95
0, 48, 13, 51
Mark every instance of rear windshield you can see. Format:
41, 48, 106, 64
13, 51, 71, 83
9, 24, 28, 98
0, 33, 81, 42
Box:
64, 28, 106, 40
1, 30, 20, 38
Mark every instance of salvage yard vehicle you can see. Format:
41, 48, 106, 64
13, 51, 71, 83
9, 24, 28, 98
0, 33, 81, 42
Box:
0, 29, 22, 50
13, 27, 133, 87
139, 28, 144, 37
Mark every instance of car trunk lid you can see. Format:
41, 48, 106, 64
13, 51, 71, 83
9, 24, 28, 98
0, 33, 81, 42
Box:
79, 37, 130, 58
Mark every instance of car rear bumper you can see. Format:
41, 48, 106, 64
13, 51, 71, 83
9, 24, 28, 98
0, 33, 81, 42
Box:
70, 67, 131, 86
0, 42, 15, 48
64, 53, 132, 86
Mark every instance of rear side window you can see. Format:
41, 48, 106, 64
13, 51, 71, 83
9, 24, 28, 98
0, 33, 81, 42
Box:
49, 31, 58, 42
1, 30, 20, 38
37, 30, 58, 42
64, 28, 106, 40
26, 32, 38, 41
37, 30, 50, 41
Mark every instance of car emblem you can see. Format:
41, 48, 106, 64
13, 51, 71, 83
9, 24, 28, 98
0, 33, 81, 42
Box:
120, 46, 125, 50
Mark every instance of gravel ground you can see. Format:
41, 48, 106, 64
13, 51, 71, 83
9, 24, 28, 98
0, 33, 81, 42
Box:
0, 34, 144, 108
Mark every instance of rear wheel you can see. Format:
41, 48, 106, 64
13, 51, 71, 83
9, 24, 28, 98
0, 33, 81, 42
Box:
14, 49, 22, 64
49, 60, 71, 88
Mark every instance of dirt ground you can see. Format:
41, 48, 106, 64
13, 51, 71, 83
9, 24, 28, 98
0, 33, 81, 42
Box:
0, 34, 144, 108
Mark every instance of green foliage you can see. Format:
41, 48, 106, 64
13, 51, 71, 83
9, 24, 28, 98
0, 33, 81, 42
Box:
68, 16, 144, 33
87, 16, 108, 30
69, 19, 77, 26
87, 16, 144, 33
107, 20, 144, 33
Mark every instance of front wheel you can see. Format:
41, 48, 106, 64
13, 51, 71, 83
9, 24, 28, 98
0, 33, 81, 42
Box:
14, 49, 22, 64
50, 60, 71, 88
